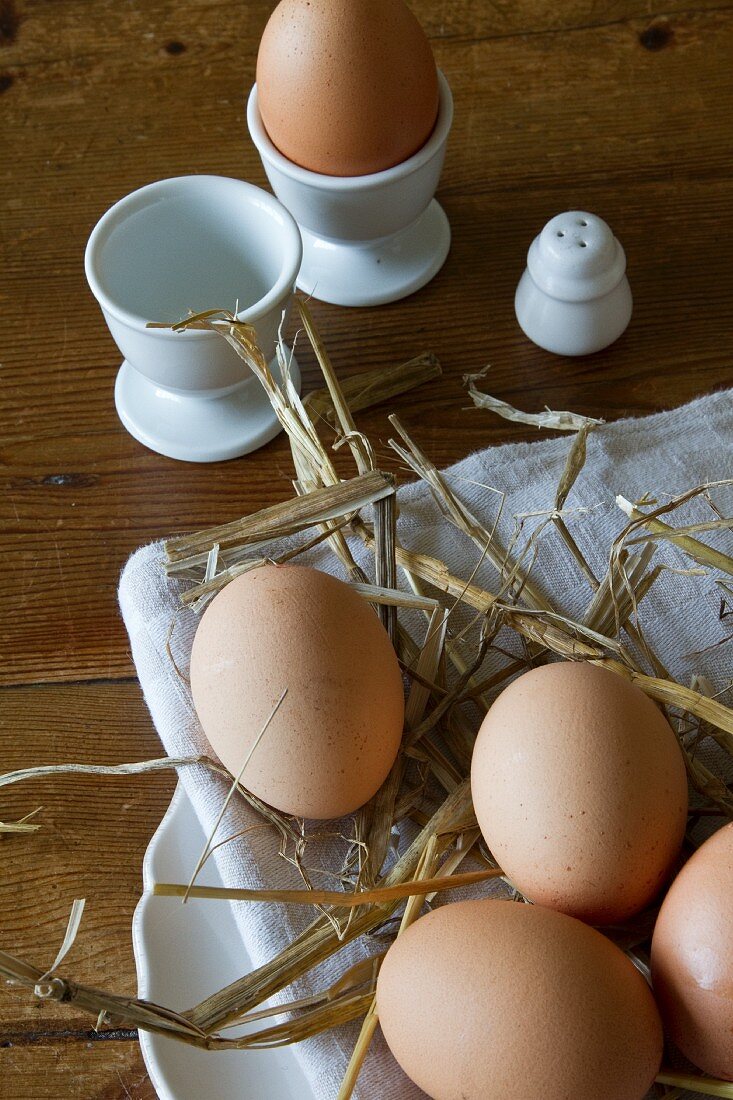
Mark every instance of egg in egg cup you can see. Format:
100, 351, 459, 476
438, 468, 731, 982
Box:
247, 71, 453, 308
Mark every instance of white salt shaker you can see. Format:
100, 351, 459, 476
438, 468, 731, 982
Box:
514, 211, 632, 356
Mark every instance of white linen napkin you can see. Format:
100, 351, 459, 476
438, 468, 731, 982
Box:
119, 388, 733, 1100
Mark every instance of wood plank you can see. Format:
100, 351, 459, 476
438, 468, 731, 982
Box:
0, 683, 174, 1032
2, 0, 731, 78
0, 1039, 156, 1100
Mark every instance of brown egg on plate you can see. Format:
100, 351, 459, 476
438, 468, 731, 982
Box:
376, 898, 663, 1100
470, 661, 688, 924
651, 822, 733, 1080
189, 564, 404, 819
256, 0, 439, 176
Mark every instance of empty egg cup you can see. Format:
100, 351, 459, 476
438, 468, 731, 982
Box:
247, 70, 453, 307
85, 175, 303, 462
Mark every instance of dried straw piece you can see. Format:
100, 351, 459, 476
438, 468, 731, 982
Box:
499, 607, 605, 661
0, 755, 216, 790
0, 808, 43, 835
373, 489, 398, 640
369, 538, 497, 613
684, 754, 733, 818
295, 297, 398, 638
231, 954, 383, 1029
655, 1071, 733, 1098
33, 899, 86, 998
408, 738, 463, 793
597, 659, 733, 753
304, 352, 441, 425
154, 865, 502, 907
292, 476, 367, 586
404, 625, 494, 753
553, 422, 600, 589
616, 487, 733, 577
0, 949, 209, 1046
370, 527, 614, 668
183, 518, 360, 611
426, 828, 484, 901
165, 308, 371, 590
0, 940, 375, 1052
184, 557, 268, 609
0, 755, 318, 867
183, 690, 289, 902
583, 546, 657, 640
404, 608, 449, 731
338, 998, 380, 1100
211, 993, 375, 1050
296, 298, 372, 476
464, 368, 604, 431
348, 584, 438, 612
164, 470, 394, 564
292, 299, 406, 870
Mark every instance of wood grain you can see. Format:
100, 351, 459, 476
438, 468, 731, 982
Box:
0, 1041, 156, 1100
1, 0, 732, 1093
0, 683, 173, 1035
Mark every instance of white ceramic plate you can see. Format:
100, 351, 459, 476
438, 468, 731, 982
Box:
132, 783, 315, 1100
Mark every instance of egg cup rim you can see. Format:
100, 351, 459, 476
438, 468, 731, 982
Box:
247, 69, 453, 190
84, 174, 303, 340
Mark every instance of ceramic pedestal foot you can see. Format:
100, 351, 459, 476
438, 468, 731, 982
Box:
295, 200, 451, 307
114, 353, 300, 463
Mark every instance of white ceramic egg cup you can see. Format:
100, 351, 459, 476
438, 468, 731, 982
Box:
515, 211, 632, 356
247, 71, 453, 308
85, 175, 303, 462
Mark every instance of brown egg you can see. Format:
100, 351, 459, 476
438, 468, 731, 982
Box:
377, 898, 663, 1100
190, 564, 404, 819
471, 661, 688, 924
256, 0, 439, 176
651, 824, 733, 1080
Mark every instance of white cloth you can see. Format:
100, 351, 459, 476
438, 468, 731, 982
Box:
119, 388, 733, 1100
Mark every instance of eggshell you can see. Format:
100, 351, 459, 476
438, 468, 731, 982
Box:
471, 661, 688, 923
189, 564, 404, 819
377, 898, 663, 1100
651, 823, 733, 1079
256, 0, 439, 176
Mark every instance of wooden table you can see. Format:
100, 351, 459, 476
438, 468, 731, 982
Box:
1, 0, 732, 1094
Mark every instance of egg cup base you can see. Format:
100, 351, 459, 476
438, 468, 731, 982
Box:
295, 199, 450, 307
114, 351, 301, 463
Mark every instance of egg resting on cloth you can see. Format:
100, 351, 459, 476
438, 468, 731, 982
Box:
376, 898, 663, 1100
190, 564, 405, 820
470, 661, 688, 924
651, 822, 733, 1080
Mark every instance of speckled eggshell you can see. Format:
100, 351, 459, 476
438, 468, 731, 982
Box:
376, 898, 663, 1100
470, 661, 688, 924
189, 564, 404, 819
256, 0, 439, 176
651, 823, 733, 1080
